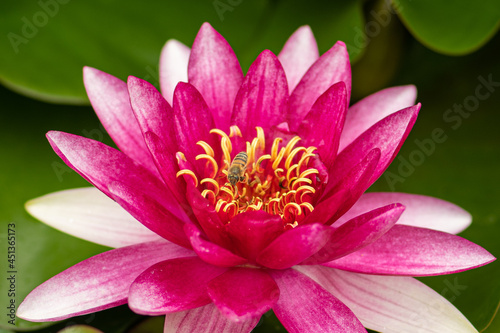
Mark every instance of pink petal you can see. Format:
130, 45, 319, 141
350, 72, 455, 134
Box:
17, 240, 194, 322
231, 50, 288, 137
25, 187, 160, 248
108, 181, 192, 249
339, 85, 417, 152
256, 223, 333, 269
164, 303, 259, 333
278, 25, 319, 93
307, 148, 380, 226
287, 41, 351, 131
324, 225, 496, 276
336, 192, 472, 234
225, 210, 284, 262
207, 268, 279, 321
127, 76, 188, 207
303, 204, 405, 264
83, 67, 158, 177
299, 266, 479, 333
188, 23, 243, 131
332, 104, 420, 187
185, 184, 231, 248
269, 269, 366, 333
172, 82, 218, 175
159, 39, 190, 105
129, 257, 227, 315
298, 82, 347, 170
184, 224, 247, 267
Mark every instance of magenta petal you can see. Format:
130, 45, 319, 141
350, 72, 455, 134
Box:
303, 204, 405, 264
159, 39, 190, 105
185, 224, 247, 267
324, 225, 496, 276
129, 257, 227, 315
17, 240, 194, 322
336, 192, 472, 234
298, 82, 347, 170
278, 25, 319, 93
256, 223, 333, 269
207, 268, 279, 321
127, 76, 189, 207
173, 82, 218, 169
225, 210, 284, 262
307, 148, 380, 225
339, 85, 417, 152
332, 104, 420, 186
83, 67, 158, 177
231, 50, 288, 136
287, 41, 351, 130
46, 131, 173, 207
108, 181, 192, 249
269, 269, 366, 333
164, 303, 260, 333
188, 23, 243, 131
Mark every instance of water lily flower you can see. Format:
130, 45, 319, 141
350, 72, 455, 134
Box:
18, 23, 495, 333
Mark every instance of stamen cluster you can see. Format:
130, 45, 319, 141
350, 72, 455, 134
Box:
177, 126, 321, 228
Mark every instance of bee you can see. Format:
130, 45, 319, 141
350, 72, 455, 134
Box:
227, 152, 248, 186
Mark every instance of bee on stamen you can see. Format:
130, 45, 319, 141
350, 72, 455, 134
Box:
227, 152, 248, 187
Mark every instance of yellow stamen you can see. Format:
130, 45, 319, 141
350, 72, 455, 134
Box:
196, 141, 214, 157
176, 170, 198, 187
195, 154, 218, 179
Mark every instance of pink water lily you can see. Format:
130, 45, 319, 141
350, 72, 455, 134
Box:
18, 23, 494, 333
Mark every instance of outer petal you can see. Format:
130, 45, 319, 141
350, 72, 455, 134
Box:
303, 204, 405, 264
324, 225, 496, 276
164, 303, 259, 333
298, 82, 347, 170
269, 269, 366, 333
339, 85, 417, 152
188, 22, 243, 131
278, 25, 319, 93
256, 223, 333, 269
225, 211, 284, 262
46, 131, 187, 224
129, 257, 227, 315
184, 224, 247, 267
159, 39, 190, 105
332, 104, 420, 187
108, 181, 192, 249
17, 240, 194, 322
25, 187, 160, 248
336, 192, 472, 234
83, 67, 158, 177
207, 268, 279, 321
298, 266, 479, 333
287, 41, 351, 130
231, 50, 288, 137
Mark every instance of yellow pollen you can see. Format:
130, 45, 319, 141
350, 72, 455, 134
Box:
176, 126, 324, 227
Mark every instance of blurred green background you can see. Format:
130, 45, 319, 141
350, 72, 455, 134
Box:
0, 0, 499, 332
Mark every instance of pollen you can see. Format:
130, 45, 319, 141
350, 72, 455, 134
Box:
176, 126, 323, 228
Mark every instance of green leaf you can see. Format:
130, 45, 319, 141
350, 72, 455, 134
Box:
392, 0, 500, 55
0, 0, 364, 105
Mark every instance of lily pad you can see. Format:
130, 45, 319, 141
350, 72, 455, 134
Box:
392, 0, 500, 55
0, 0, 364, 105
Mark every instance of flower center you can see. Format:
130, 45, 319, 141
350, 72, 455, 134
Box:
176, 126, 321, 228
